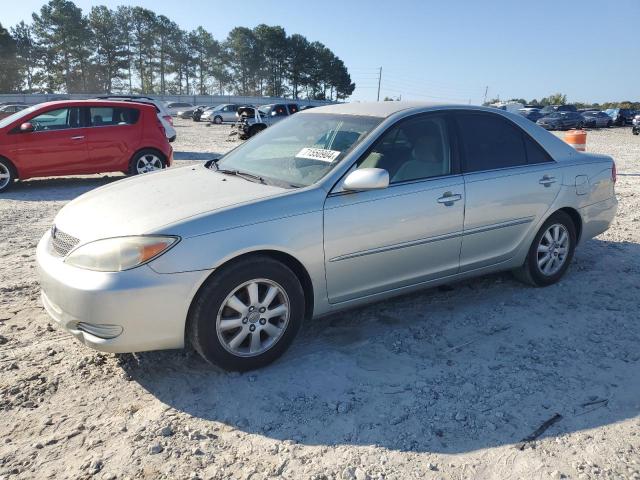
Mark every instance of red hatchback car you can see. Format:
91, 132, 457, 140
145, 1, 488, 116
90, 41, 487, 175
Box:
0, 100, 173, 192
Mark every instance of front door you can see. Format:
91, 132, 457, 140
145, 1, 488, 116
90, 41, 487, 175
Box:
323, 113, 464, 303
454, 111, 562, 271
15, 106, 88, 178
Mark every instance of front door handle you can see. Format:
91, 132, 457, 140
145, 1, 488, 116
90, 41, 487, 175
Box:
437, 192, 462, 206
539, 175, 556, 186
70, 135, 85, 140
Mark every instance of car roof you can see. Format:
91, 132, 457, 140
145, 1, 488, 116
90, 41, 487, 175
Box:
30, 99, 157, 110
303, 101, 518, 118
303, 101, 452, 118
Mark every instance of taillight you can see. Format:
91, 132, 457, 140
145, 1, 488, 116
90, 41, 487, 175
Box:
163, 115, 173, 126
612, 161, 617, 184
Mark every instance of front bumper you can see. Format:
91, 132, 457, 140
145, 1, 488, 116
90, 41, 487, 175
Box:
36, 231, 209, 353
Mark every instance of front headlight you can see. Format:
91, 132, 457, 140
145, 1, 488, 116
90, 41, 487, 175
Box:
65, 236, 179, 272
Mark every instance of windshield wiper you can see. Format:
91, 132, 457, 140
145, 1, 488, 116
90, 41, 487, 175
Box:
206, 158, 266, 184
217, 167, 265, 184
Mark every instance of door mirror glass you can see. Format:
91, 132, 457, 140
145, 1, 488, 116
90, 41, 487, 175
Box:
20, 122, 34, 132
343, 168, 389, 191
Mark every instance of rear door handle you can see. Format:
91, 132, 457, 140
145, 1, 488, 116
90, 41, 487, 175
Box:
437, 192, 462, 206
539, 175, 556, 186
70, 135, 85, 140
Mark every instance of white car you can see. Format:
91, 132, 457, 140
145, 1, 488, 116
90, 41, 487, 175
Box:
95, 96, 176, 143
202, 104, 240, 124
165, 102, 195, 117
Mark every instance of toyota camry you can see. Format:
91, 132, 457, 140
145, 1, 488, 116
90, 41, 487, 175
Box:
37, 102, 617, 371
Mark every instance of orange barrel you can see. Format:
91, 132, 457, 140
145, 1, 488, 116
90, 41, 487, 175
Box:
565, 129, 587, 152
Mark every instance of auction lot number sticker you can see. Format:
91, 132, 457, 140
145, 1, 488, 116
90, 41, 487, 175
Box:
295, 147, 341, 162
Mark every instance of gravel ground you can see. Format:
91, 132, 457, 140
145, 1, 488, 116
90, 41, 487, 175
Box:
1, 119, 639, 480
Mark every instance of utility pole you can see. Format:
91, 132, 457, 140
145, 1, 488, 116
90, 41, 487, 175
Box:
483, 86, 489, 105
377, 67, 382, 101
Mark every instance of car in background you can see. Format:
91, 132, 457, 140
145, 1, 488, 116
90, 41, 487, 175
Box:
632, 114, 640, 135
581, 111, 613, 128
231, 103, 299, 139
0, 104, 29, 119
35, 102, 617, 371
95, 95, 176, 142
605, 108, 636, 126
202, 104, 240, 124
518, 108, 544, 122
0, 100, 172, 192
165, 102, 195, 116
192, 106, 213, 122
539, 105, 578, 115
176, 105, 208, 120
536, 111, 585, 131
299, 105, 317, 111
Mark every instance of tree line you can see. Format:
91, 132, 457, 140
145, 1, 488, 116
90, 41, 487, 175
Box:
486, 93, 639, 111
0, 0, 355, 100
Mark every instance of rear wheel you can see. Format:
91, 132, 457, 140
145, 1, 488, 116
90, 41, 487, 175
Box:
513, 211, 576, 287
188, 256, 305, 371
0, 158, 15, 193
129, 149, 165, 175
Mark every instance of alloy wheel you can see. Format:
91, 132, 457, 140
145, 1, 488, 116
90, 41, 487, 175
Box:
136, 154, 163, 174
216, 279, 290, 357
0, 163, 11, 190
537, 223, 570, 276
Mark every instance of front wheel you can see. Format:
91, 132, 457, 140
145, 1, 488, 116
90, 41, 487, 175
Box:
213, 116, 223, 125
0, 158, 15, 193
513, 211, 576, 287
129, 149, 165, 175
188, 256, 305, 371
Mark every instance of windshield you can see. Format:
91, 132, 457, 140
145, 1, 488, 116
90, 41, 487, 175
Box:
217, 113, 382, 187
0, 105, 38, 129
546, 112, 562, 118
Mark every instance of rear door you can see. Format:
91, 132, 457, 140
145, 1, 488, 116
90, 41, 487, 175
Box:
83, 105, 142, 173
456, 111, 562, 271
14, 106, 89, 177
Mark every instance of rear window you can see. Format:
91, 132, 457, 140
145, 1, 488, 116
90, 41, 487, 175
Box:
457, 113, 527, 172
89, 107, 140, 126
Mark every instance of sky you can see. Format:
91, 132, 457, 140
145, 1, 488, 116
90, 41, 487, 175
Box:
3, 0, 638, 104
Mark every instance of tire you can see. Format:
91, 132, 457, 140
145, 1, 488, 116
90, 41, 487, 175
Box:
188, 255, 305, 371
0, 158, 15, 193
213, 116, 223, 125
129, 149, 165, 175
513, 211, 577, 287
607, 121, 612, 128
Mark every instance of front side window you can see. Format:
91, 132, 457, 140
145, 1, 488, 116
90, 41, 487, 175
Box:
30, 108, 81, 131
457, 113, 527, 172
89, 107, 140, 126
357, 115, 451, 183
217, 113, 382, 187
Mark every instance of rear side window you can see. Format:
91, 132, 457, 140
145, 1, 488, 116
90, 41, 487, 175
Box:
89, 107, 140, 126
523, 135, 553, 164
457, 113, 527, 172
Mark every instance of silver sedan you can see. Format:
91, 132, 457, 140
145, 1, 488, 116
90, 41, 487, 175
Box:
37, 102, 618, 371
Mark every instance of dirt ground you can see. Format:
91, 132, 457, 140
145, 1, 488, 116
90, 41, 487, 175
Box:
1, 119, 639, 480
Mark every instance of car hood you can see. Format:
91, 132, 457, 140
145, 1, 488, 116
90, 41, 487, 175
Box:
53, 166, 287, 243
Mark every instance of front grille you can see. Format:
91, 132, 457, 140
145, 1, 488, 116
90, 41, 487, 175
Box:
51, 226, 79, 257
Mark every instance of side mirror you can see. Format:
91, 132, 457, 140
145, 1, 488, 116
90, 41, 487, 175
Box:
343, 168, 389, 191
20, 122, 34, 132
